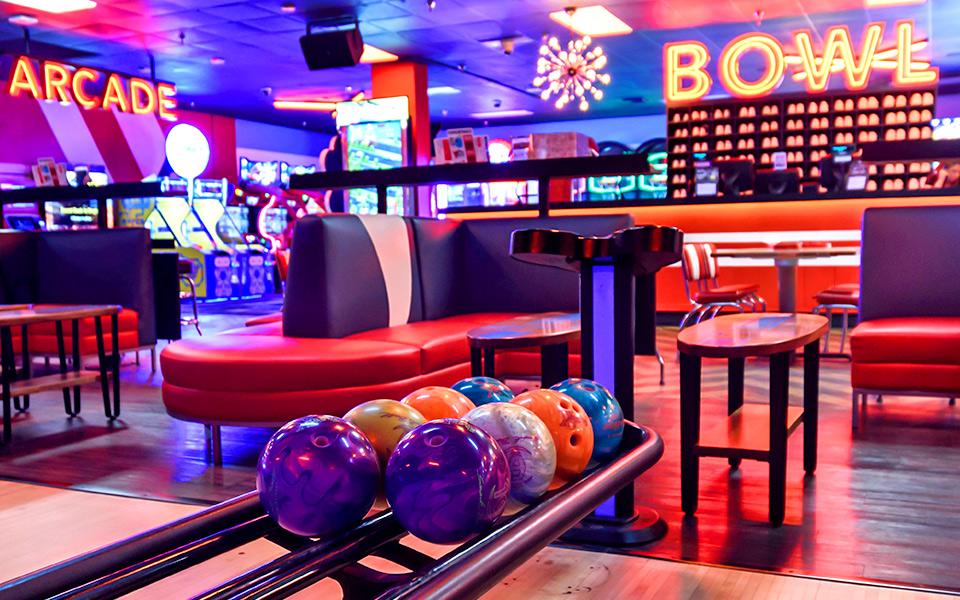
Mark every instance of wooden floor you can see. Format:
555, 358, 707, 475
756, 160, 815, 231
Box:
0, 481, 950, 599
0, 303, 958, 593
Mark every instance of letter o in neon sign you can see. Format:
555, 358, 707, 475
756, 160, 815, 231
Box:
719, 33, 786, 99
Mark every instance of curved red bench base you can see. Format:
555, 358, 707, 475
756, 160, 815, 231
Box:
160, 313, 582, 428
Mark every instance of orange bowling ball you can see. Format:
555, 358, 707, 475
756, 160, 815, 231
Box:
511, 389, 594, 483
400, 386, 475, 421
343, 399, 426, 468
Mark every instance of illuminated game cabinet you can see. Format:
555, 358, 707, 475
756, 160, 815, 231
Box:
586, 140, 668, 202
336, 96, 409, 215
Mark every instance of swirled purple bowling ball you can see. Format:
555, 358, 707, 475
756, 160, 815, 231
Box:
385, 419, 510, 544
551, 378, 624, 463
463, 403, 556, 504
257, 415, 380, 537
452, 376, 515, 406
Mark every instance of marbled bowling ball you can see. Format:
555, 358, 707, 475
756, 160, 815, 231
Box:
343, 400, 426, 469
452, 376, 515, 406
511, 389, 594, 483
551, 378, 624, 463
400, 386, 476, 421
257, 415, 380, 537
385, 419, 510, 544
463, 403, 556, 504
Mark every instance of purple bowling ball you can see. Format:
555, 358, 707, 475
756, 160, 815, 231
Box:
385, 419, 510, 544
257, 415, 380, 537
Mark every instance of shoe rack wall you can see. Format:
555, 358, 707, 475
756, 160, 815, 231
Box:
667, 89, 937, 199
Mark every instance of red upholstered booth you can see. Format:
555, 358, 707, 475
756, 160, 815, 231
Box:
850, 205, 960, 428
160, 214, 624, 461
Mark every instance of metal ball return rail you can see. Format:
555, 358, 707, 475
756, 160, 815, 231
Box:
0, 424, 662, 600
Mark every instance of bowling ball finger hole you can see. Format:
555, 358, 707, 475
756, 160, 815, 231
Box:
570, 433, 581, 447
559, 400, 571, 410
312, 435, 332, 448
427, 434, 447, 448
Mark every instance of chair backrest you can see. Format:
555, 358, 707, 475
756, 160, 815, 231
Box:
860, 205, 960, 321
681, 243, 718, 284
34, 228, 157, 345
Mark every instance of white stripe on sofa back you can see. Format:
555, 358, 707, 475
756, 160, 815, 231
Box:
357, 214, 414, 327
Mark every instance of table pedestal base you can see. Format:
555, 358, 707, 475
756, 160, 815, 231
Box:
560, 507, 667, 547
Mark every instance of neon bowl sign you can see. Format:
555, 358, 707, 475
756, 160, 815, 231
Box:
6, 56, 177, 120
664, 20, 938, 104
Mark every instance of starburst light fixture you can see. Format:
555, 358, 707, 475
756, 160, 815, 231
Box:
533, 33, 611, 112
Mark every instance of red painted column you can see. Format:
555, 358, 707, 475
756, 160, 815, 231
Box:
371, 61, 431, 215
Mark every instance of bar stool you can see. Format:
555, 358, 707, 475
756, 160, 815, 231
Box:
812, 283, 858, 356
178, 259, 202, 336
679, 243, 766, 330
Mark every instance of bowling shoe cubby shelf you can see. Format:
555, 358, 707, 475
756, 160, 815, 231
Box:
666, 88, 938, 200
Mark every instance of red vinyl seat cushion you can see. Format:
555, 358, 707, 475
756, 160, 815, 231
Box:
26, 308, 138, 336
22, 308, 140, 354
815, 283, 859, 306
347, 313, 525, 373
160, 335, 422, 393
851, 317, 960, 365
244, 312, 283, 327
693, 284, 759, 304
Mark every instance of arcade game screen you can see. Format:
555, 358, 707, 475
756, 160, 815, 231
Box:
346, 121, 405, 215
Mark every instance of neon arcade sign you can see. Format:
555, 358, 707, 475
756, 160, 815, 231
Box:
664, 20, 938, 104
5, 56, 177, 120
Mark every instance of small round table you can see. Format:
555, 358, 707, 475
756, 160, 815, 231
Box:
677, 312, 828, 526
466, 312, 580, 388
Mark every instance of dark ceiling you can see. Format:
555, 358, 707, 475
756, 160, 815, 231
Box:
0, 0, 956, 133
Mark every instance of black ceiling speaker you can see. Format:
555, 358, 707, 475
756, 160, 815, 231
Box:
299, 18, 364, 70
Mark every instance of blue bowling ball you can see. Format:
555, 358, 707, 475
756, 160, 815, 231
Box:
550, 378, 624, 463
452, 376, 515, 406
257, 415, 380, 537
386, 419, 510, 544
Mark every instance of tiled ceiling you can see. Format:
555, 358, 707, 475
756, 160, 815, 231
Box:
0, 0, 956, 133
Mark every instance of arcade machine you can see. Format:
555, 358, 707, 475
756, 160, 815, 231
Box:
119, 176, 273, 301
336, 96, 410, 215
235, 157, 325, 286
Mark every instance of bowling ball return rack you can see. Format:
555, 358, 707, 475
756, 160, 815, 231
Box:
0, 423, 662, 600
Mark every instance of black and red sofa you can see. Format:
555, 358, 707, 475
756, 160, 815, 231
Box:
160, 213, 632, 447
0, 228, 156, 357
850, 204, 960, 427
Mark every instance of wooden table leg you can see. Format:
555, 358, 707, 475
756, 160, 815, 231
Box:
95, 316, 112, 419
55, 321, 74, 416
111, 312, 121, 418
769, 351, 791, 527
482, 348, 496, 378
680, 352, 702, 516
540, 342, 568, 388
1, 326, 13, 443
71, 319, 82, 416
803, 340, 820, 475
470, 347, 482, 377
16, 324, 30, 412
727, 357, 745, 470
